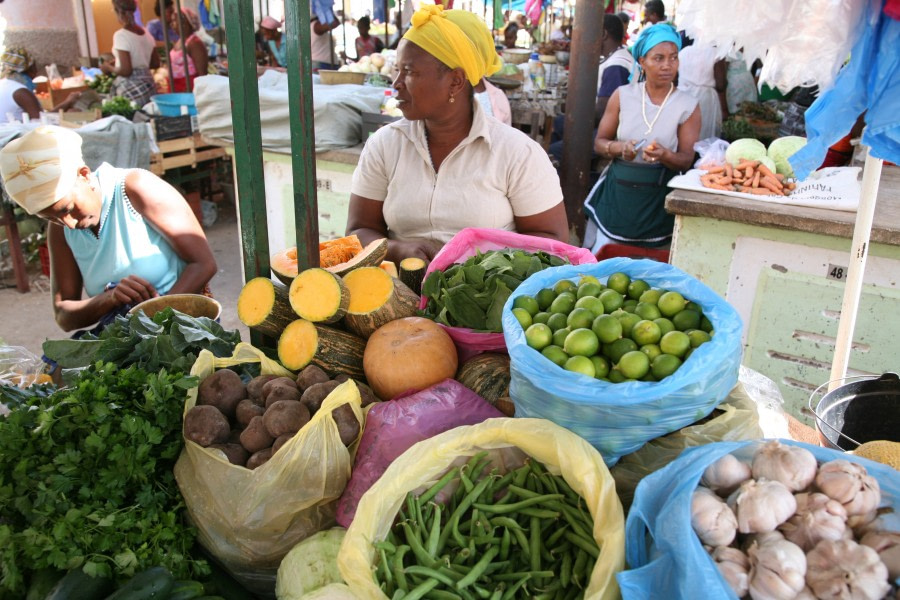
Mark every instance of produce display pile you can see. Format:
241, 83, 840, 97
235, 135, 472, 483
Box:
513, 272, 712, 382
88, 73, 115, 94
700, 159, 795, 196
692, 441, 897, 599
374, 452, 601, 600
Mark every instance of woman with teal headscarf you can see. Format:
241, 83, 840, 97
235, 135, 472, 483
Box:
584, 23, 701, 251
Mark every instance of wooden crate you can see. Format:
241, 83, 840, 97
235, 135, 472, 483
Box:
150, 134, 226, 176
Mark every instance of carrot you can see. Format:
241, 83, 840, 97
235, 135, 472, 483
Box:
762, 175, 783, 190
716, 176, 733, 185
775, 173, 785, 182
738, 185, 777, 196
735, 159, 757, 170
744, 167, 755, 180
703, 182, 732, 191
786, 182, 796, 191
759, 179, 784, 194
725, 163, 734, 179
704, 165, 726, 174
757, 163, 778, 180
751, 171, 761, 188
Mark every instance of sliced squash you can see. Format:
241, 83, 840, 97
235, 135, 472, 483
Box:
399, 256, 428, 296
237, 277, 296, 338
271, 237, 389, 284
271, 247, 300, 286
379, 260, 399, 278
325, 238, 388, 276
455, 353, 511, 406
288, 268, 350, 324
342, 267, 419, 339
319, 235, 364, 268
277, 319, 367, 379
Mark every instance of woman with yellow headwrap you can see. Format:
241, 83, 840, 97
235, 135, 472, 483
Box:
0, 47, 81, 121
346, 5, 568, 263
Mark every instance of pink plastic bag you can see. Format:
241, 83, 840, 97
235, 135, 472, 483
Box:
335, 379, 504, 527
417, 228, 597, 359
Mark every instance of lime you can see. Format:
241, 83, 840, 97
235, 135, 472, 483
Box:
622, 299, 638, 312
563, 328, 600, 357
567, 307, 595, 330
564, 355, 595, 378
549, 292, 576, 314
684, 347, 695, 360
553, 279, 577, 295
639, 289, 662, 305
617, 350, 650, 379
536, 288, 557, 310
513, 295, 540, 317
577, 281, 603, 299
659, 330, 691, 358
627, 278, 651, 300
533, 311, 551, 325
590, 355, 610, 379
658, 291, 687, 318
700, 316, 714, 333
525, 323, 553, 350
672, 309, 701, 331
552, 327, 571, 348
541, 345, 569, 366
512, 307, 533, 330
686, 301, 703, 313
654, 318, 676, 336
604, 337, 638, 363
599, 289, 624, 313
634, 302, 662, 321
578, 275, 602, 287
547, 312, 569, 332
607, 272, 631, 295
607, 369, 627, 383
651, 353, 682, 380
631, 319, 662, 346
592, 314, 622, 344
687, 329, 712, 348
576, 296, 606, 318
640, 343, 662, 362
641, 373, 658, 383
617, 312, 642, 337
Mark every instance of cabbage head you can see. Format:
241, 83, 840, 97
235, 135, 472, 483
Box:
767, 136, 807, 178
299, 583, 357, 599
725, 138, 767, 166
758, 156, 777, 174
276, 528, 346, 599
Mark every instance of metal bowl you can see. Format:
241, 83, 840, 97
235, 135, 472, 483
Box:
129, 294, 222, 321
502, 48, 532, 65
555, 51, 571, 66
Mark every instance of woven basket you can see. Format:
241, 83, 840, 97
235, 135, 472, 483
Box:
318, 70, 367, 85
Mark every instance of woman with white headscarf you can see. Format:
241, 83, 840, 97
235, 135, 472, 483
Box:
100, 0, 160, 108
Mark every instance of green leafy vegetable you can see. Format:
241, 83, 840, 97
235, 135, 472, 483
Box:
101, 96, 136, 119
0, 362, 207, 595
421, 249, 569, 331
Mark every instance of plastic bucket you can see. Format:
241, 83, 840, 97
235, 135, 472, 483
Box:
809, 372, 900, 450
151, 93, 197, 116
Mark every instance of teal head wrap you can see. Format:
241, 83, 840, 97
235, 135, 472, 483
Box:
630, 23, 682, 80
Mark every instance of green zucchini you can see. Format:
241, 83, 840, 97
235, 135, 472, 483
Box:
24, 567, 65, 600
103, 566, 175, 600
168, 580, 206, 600
45, 568, 114, 600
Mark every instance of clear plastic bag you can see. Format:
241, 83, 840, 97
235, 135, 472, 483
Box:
0, 345, 50, 388
693, 137, 730, 169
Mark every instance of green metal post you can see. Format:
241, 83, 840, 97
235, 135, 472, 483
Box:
284, 0, 320, 268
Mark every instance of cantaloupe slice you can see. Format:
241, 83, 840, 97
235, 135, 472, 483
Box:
237, 277, 295, 338
342, 267, 419, 339
277, 319, 366, 378
288, 268, 349, 324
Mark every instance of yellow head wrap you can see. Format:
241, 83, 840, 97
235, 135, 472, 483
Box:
402, 5, 502, 86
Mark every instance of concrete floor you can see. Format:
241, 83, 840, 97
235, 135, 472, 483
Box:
0, 201, 249, 356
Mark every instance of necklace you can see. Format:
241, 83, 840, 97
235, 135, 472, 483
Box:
641, 81, 675, 136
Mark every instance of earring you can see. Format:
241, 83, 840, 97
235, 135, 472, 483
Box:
449, 96, 455, 103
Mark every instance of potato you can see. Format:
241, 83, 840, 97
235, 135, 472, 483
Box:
246, 448, 274, 470
227, 428, 243, 444
262, 376, 298, 399
264, 400, 311, 438
264, 384, 302, 408
236, 399, 266, 428
240, 415, 274, 453
208, 443, 249, 467
331, 403, 360, 447
272, 433, 293, 454
198, 369, 247, 420
295, 364, 330, 391
184, 405, 231, 447
300, 380, 340, 414
333, 373, 351, 384
247, 374, 280, 401
357, 381, 380, 407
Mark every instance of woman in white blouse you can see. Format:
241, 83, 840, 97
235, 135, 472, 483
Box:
100, 0, 159, 108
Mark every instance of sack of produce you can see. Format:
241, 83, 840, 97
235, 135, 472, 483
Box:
174, 343, 365, 595
619, 439, 900, 600
339, 418, 626, 600
502, 257, 743, 465
336, 378, 504, 527
419, 227, 596, 359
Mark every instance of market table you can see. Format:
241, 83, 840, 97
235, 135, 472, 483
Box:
665, 164, 900, 425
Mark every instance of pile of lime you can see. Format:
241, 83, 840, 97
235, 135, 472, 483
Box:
512, 272, 714, 382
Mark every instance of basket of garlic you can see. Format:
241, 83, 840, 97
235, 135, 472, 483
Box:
618, 439, 899, 600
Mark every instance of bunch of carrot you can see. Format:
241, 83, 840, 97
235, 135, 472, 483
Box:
700, 160, 797, 196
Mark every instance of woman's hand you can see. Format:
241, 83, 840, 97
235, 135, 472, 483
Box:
642, 140, 666, 164
620, 139, 641, 161
387, 239, 441, 263
111, 275, 158, 305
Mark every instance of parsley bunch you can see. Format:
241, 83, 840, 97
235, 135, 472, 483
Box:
0, 362, 207, 594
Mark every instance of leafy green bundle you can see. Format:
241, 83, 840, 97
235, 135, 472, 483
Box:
421, 249, 568, 332
0, 362, 207, 595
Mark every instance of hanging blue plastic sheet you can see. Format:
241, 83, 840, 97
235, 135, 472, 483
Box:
618, 439, 900, 600
501, 258, 743, 466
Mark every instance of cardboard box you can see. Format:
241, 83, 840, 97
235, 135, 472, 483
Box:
36, 84, 89, 110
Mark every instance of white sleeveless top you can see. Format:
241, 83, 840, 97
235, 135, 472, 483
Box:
616, 82, 698, 164
0, 79, 27, 122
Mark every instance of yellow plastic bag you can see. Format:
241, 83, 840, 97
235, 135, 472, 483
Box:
174, 343, 365, 595
338, 417, 625, 600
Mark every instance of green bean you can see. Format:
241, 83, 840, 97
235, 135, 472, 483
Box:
427, 504, 442, 558
572, 549, 588, 588
499, 575, 531, 600
544, 523, 570, 548
471, 585, 492, 599
451, 512, 467, 549
393, 545, 411, 592
530, 516, 542, 582
405, 566, 457, 587
451, 547, 471, 565
392, 589, 407, 600
499, 526, 511, 561
518, 507, 561, 519
489, 589, 503, 600
490, 516, 523, 530
377, 539, 399, 553
507, 484, 540, 499
402, 577, 440, 600
490, 470, 516, 494
380, 546, 395, 594
472, 493, 563, 514
559, 550, 572, 589
512, 464, 530, 488
423, 591, 462, 600
483, 560, 511, 574
419, 467, 460, 505
438, 475, 493, 552
563, 531, 599, 559
456, 546, 498, 590
459, 469, 475, 495
404, 522, 437, 567
511, 526, 531, 561
493, 570, 554, 582
550, 503, 592, 540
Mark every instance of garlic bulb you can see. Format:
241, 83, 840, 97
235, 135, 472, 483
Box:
805, 538, 890, 600
778, 492, 848, 551
702, 453, 752, 495
747, 538, 807, 600
815, 459, 882, 516
751, 440, 818, 492
859, 530, 900, 580
712, 546, 750, 597
691, 487, 738, 547
729, 478, 797, 534
794, 586, 817, 600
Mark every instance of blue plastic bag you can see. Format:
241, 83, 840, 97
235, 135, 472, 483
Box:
501, 258, 743, 466
618, 439, 900, 600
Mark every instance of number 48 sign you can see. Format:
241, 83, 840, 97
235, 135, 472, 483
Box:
826, 264, 848, 281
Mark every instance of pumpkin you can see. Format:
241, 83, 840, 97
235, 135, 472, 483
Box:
455, 353, 511, 406
342, 267, 419, 339
271, 237, 388, 284
289, 268, 350, 324
363, 317, 458, 400
278, 319, 367, 379
237, 277, 296, 338
398, 256, 428, 296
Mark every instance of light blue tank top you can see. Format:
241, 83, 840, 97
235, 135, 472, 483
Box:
64, 163, 184, 298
